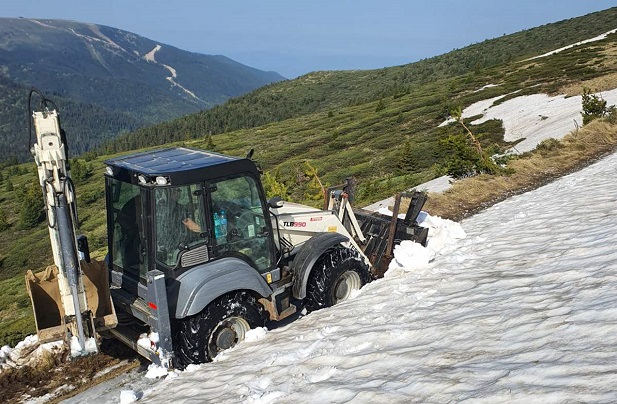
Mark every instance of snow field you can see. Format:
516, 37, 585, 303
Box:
440, 89, 617, 154
135, 151, 617, 403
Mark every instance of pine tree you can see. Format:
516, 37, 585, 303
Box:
397, 141, 418, 173
581, 87, 609, 125
18, 182, 44, 229
204, 133, 216, 150
302, 161, 326, 202
440, 107, 501, 178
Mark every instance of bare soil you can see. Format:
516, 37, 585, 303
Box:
0, 339, 141, 404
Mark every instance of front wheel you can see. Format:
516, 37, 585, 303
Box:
305, 247, 372, 313
173, 291, 265, 367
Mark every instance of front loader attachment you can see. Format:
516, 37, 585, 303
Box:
330, 189, 429, 276
25, 260, 117, 349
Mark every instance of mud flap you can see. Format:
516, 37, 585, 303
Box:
25, 260, 117, 343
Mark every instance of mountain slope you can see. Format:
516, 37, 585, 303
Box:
107, 7, 617, 153
0, 18, 285, 161
103, 8, 617, 207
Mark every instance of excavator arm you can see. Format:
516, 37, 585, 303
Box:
26, 90, 116, 357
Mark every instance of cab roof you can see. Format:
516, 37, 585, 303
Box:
105, 147, 259, 186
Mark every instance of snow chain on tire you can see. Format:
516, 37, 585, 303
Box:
304, 246, 372, 313
173, 290, 266, 368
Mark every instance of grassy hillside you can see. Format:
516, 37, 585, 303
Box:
108, 15, 617, 205
1, 8, 617, 346
104, 7, 617, 153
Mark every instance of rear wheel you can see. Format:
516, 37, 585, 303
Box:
305, 247, 372, 313
173, 291, 265, 367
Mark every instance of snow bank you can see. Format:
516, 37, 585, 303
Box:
0, 335, 64, 373
374, 208, 467, 271
529, 28, 617, 60
129, 146, 617, 404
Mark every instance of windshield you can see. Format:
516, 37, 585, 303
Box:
155, 184, 207, 267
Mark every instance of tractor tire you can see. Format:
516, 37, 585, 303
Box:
173, 290, 266, 367
304, 247, 372, 313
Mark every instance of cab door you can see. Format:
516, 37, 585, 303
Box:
209, 174, 276, 273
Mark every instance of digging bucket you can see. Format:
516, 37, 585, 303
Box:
25, 260, 117, 343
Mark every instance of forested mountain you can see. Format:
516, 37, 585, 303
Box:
0, 18, 285, 162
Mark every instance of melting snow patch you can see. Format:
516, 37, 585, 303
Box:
70, 336, 97, 357
120, 389, 141, 404
245, 327, 268, 342
438, 88, 617, 153
529, 28, 617, 60
1, 335, 65, 373
145, 363, 169, 379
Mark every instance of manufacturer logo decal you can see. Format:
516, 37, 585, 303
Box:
283, 221, 307, 227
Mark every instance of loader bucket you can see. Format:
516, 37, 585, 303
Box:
25, 260, 117, 343
352, 191, 429, 277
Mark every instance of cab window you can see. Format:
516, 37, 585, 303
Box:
109, 179, 149, 280
211, 175, 274, 272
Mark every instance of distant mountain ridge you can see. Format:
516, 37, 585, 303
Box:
0, 18, 285, 162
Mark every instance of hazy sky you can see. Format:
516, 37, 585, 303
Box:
3, 1, 617, 78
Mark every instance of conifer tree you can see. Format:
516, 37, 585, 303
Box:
18, 182, 44, 229
204, 133, 216, 150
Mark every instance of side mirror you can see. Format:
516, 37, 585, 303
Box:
268, 196, 284, 209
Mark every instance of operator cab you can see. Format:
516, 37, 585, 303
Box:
104, 147, 277, 287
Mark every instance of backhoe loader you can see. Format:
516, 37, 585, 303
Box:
25, 91, 428, 368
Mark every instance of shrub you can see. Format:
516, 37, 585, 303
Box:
536, 138, 563, 152
262, 170, 288, 199
582, 87, 609, 125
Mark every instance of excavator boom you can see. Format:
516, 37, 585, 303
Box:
26, 90, 116, 356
